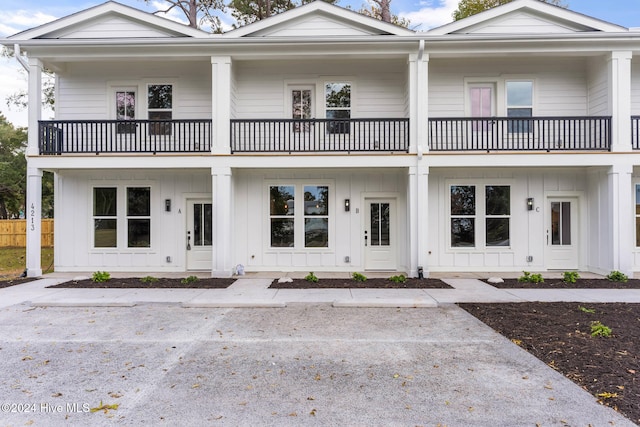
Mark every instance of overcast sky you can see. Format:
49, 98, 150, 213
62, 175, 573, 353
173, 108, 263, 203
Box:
2, 0, 640, 127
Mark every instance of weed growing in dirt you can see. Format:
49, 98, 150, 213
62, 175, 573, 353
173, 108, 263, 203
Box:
590, 321, 612, 337
563, 271, 580, 283
578, 306, 596, 314
518, 271, 544, 283
305, 272, 319, 283
352, 272, 367, 282
606, 270, 628, 282
91, 271, 110, 283
181, 275, 199, 285
388, 274, 406, 283
140, 276, 159, 283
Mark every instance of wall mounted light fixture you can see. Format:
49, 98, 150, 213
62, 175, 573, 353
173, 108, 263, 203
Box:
344, 199, 350, 212
527, 198, 534, 211
165, 199, 172, 212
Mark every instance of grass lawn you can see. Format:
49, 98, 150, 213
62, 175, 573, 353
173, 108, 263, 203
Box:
0, 247, 54, 279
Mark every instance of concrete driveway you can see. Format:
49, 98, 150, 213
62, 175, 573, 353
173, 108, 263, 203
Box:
0, 301, 635, 426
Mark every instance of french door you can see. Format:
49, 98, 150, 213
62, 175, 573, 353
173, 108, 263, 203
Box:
546, 197, 578, 270
364, 199, 397, 270
186, 199, 213, 270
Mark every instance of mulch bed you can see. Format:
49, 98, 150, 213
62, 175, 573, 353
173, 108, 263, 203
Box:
0, 278, 37, 289
459, 302, 640, 425
49, 277, 235, 289
269, 278, 452, 289
484, 278, 640, 289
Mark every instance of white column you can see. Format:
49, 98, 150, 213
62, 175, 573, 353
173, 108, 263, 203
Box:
408, 45, 429, 155
608, 163, 633, 275
408, 163, 429, 278
212, 166, 233, 277
211, 56, 232, 155
609, 51, 632, 152
26, 167, 43, 277
27, 58, 43, 156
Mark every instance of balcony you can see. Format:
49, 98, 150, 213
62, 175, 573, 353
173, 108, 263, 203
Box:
38, 120, 212, 155
429, 116, 611, 152
230, 118, 409, 153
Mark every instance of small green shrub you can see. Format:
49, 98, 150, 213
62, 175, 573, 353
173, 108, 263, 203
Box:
562, 271, 580, 283
140, 276, 159, 283
388, 274, 406, 284
578, 306, 595, 314
606, 270, 628, 283
91, 271, 111, 283
352, 272, 367, 282
181, 275, 199, 285
305, 272, 319, 283
517, 271, 544, 284
590, 321, 612, 338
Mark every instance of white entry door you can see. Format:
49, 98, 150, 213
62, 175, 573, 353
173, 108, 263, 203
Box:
186, 199, 213, 270
546, 197, 578, 270
364, 199, 397, 270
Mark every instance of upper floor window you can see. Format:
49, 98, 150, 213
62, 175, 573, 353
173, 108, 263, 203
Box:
506, 81, 533, 133
148, 84, 172, 135
325, 82, 351, 134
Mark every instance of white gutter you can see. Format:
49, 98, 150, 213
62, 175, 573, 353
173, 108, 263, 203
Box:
13, 44, 29, 72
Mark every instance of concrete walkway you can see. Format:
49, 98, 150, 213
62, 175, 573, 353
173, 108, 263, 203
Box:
2, 274, 640, 308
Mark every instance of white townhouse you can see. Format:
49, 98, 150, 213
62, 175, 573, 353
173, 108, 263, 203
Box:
3, 0, 640, 278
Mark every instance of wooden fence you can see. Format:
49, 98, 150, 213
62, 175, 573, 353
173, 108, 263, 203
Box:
0, 219, 54, 247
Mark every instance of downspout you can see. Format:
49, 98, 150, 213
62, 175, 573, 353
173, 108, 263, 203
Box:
13, 44, 29, 72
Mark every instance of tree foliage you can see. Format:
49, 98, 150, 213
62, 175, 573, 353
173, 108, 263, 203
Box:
144, 0, 227, 33
358, 1, 410, 28
453, 0, 567, 21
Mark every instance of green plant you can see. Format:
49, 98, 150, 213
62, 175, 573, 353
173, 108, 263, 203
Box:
388, 274, 406, 284
91, 271, 111, 283
562, 271, 580, 283
181, 275, 199, 285
578, 306, 595, 314
590, 321, 612, 338
140, 276, 159, 283
305, 272, 319, 283
606, 270, 628, 283
517, 271, 544, 284
352, 272, 367, 282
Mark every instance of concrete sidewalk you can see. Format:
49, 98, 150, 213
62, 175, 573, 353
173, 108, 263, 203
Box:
2, 275, 640, 309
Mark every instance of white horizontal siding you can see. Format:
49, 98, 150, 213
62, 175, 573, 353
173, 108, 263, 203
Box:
233, 59, 407, 119
260, 16, 374, 37
631, 58, 640, 114
464, 13, 579, 34
56, 61, 211, 121
51, 16, 176, 39
587, 56, 609, 116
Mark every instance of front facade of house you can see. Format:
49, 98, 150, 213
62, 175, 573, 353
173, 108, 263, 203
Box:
4, 0, 640, 277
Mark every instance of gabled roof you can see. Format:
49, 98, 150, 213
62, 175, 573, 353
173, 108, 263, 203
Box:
8, 1, 206, 40
225, 1, 415, 38
428, 0, 627, 36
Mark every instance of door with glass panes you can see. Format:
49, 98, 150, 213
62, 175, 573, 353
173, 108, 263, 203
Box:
186, 199, 213, 270
364, 199, 397, 270
546, 197, 578, 270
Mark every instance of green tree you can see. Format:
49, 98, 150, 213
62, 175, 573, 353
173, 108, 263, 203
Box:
453, 0, 567, 21
229, 0, 337, 27
357, 0, 410, 28
0, 114, 27, 219
143, 0, 227, 33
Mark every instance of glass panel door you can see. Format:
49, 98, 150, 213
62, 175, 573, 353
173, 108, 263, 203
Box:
186, 199, 213, 270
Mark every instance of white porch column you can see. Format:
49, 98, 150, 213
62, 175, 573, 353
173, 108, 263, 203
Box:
408, 163, 429, 277
608, 163, 633, 275
609, 51, 632, 152
211, 56, 232, 155
212, 166, 233, 277
26, 167, 43, 277
27, 58, 43, 156
408, 43, 429, 155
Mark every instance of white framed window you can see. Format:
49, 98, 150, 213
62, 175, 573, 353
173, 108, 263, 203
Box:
449, 183, 511, 249
325, 82, 351, 134
268, 183, 330, 249
147, 84, 173, 135
92, 185, 152, 249
506, 80, 533, 133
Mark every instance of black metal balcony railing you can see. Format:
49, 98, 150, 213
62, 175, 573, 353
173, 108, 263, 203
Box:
429, 116, 611, 152
39, 119, 212, 154
632, 116, 640, 150
230, 118, 409, 153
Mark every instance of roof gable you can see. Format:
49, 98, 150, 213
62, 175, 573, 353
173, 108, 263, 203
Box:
8, 1, 205, 40
226, 1, 414, 38
428, 0, 626, 35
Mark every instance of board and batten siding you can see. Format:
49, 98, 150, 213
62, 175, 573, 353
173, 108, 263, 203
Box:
428, 57, 589, 118
53, 169, 212, 272
56, 62, 212, 121
232, 59, 408, 119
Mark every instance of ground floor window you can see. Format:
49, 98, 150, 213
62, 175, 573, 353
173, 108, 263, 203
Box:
269, 184, 329, 249
92, 186, 151, 249
450, 184, 510, 248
